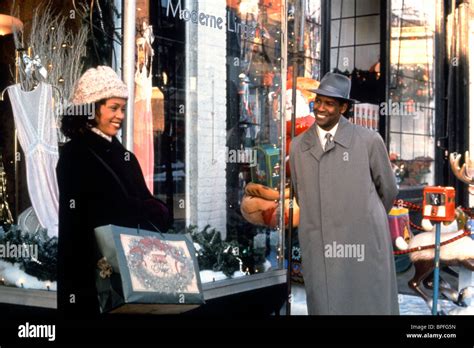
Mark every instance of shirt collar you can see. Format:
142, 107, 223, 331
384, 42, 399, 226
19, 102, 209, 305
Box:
316, 121, 339, 146
91, 127, 113, 142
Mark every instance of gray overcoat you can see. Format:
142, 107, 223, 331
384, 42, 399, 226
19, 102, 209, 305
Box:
289, 116, 399, 315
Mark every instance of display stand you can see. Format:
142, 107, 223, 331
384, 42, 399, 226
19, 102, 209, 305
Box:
432, 222, 442, 315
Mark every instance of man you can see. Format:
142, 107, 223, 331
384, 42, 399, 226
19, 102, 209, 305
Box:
289, 72, 399, 315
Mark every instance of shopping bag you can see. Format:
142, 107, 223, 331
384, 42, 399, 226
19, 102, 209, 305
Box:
94, 224, 204, 314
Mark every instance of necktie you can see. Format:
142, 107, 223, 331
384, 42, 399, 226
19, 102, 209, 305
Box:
324, 133, 333, 151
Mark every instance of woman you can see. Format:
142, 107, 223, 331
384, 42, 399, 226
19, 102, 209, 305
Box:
57, 66, 171, 319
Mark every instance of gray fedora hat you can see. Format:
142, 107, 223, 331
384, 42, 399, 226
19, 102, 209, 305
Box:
309, 72, 357, 103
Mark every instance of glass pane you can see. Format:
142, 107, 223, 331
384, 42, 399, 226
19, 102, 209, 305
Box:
356, 0, 380, 15
291, 0, 322, 79
390, 115, 401, 133
306, 0, 321, 22
355, 15, 380, 45
390, 133, 402, 155
331, 47, 354, 72
400, 133, 414, 161
331, 0, 355, 19
401, 115, 415, 133
152, 0, 285, 282
330, 0, 381, 101
389, 0, 436, 187
355, 44, 379, 70
305, 24, 321, 61
413, 107, 434, 135
331, 18, 355, 47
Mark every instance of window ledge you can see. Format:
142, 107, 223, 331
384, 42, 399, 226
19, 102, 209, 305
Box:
202, 269, 287, 300
0, 269, 288, 308
0, 285, 57, 309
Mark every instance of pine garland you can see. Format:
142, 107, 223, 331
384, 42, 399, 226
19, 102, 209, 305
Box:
184, 225, 241, 278
226, 210, 267, 274
181, 221, 269, 277
0, 222, 268, 283
0, 224, 57, 282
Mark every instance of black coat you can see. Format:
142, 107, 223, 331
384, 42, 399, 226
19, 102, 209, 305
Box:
56, 129, 171, 319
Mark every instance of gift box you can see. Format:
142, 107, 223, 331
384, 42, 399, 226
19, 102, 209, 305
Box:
388, 207, 414, 273
94, 224, 204, 314
388, 207, 413, 247
251, 144, 281, 189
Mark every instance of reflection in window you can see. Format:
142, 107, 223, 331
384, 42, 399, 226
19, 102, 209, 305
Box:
329, 0, 383, 128
226, 0, 284, 280
289, 0, 322, 80
330, 0, 381, 74
152, 0, 286, 282
287, 0, 322, 285
151, 1, 186, 231
389, 0, 436, 187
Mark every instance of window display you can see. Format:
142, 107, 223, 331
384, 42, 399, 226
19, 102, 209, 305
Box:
151, 0, 286, 282
0, 2, 87, 292
388, 0, 436, 187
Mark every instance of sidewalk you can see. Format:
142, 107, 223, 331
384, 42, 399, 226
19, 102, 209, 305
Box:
289, 263, 472, 315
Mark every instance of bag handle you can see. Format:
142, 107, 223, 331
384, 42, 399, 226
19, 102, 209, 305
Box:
88, 146, 164, 236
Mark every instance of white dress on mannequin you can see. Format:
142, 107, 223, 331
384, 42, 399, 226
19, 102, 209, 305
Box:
7, 82, 59, 237
134, 25, 155, 194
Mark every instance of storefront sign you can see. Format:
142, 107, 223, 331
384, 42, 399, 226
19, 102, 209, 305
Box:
166, 0, 257, 39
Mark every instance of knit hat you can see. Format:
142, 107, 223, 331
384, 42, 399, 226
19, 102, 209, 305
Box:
72, 65, 128, 105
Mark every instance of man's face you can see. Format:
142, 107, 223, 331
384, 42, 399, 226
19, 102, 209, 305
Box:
313, 95, 348, 131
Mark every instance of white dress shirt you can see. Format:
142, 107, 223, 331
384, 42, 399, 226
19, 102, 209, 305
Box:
316, 122, 339, 149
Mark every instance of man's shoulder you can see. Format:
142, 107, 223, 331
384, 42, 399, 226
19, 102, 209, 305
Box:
290, 130, 311, 156
292, 125, 315, 145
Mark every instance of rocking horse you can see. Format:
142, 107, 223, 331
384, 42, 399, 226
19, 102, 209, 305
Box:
406, 152, 474, 312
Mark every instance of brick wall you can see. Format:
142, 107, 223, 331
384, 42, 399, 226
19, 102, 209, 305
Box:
186, 0, 228, 237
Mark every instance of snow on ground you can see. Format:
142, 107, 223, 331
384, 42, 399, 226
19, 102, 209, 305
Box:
290, 283, 474, 315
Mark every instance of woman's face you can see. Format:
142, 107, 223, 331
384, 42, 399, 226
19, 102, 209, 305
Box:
95, 98, 127, 137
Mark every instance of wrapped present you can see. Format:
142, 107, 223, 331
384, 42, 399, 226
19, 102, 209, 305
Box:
250, 144, 281, 189
388, 207, 413, 250
389, 207, 414, 273
94, 224, 204, 314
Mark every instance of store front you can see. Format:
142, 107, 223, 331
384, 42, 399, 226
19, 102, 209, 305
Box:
0, 0, 291, 315
0, 0, 473, 317
146, 0, 288, 313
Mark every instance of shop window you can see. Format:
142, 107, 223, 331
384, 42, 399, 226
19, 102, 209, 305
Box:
388, 0, 436, 187
151, 0, 286, 283
301, 0, 322, 79
330, 0, 383, 129
288, 0, 322, 79
331, 0, 355, 18
287, 0, 322, 285
330, 0, 381, 74
355, 16, 380, 45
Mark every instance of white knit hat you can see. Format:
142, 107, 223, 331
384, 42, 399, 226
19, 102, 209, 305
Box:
72, 65, 129, 105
